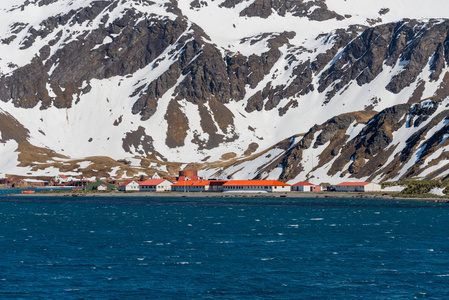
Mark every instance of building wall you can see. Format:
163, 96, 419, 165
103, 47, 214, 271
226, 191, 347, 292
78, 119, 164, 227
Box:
335, 185, 362, 192
156, 180, 172, 191
140, 185, 157, 191
335, 183, 381, 192
223, 185, 290, 193
139, 180, 172, 192
118, 181, 139, 191
312, 186, 321, 192
172, 185, 212, 192
126, 182, 140, 191
292, 185, 312, 192
172, 185, 184, 192
208, 186, 222, 191
271, 185, 291, 192
365, 183, 382, 192
223, 186, 269, 192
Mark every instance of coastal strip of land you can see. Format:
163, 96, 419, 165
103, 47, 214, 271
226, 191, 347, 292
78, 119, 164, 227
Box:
6, 190, 449, 203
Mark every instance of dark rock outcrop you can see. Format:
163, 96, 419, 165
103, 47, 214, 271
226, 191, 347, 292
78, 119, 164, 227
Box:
221, 0, 344, 21
256, 98, 449, 182
318, 20, 449, 102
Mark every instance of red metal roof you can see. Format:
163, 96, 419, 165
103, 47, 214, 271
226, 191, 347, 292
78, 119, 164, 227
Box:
171, 180, 197, 187
191, 180, 228, 186
336, 182, 372, 186
223, 180, 290, 187
193, 180, 212, 186
118, 180, 134, 187
138, 179, 166, 186
292, 181, 314, 186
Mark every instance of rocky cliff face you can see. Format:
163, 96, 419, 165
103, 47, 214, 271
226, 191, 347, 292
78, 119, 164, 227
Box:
318, 20, 449, 101
1, 0, 449, 182
220, 0, 344, 21
246, 98, 449, 183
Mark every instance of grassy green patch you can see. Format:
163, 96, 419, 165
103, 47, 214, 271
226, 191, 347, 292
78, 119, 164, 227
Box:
383, 179, 449, 196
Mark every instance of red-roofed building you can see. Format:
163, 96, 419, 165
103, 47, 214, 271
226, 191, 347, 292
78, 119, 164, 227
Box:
292, 181, 321, 192
223, 180, 290, 193
138, 179, 172, 192
205, 180, 228, 192
55, 174, 69, 183
171, 180, 198, 192
117, 180, 140, 192
335, 182, 381, 192
97, 184, 108, 191
170, 180, 228, 192
194, 180, 228, 192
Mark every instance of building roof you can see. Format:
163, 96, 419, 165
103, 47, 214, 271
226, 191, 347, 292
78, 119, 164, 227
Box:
193, 180, 212, 186
209, 180, 228, 186
138, 179, 168, 186
118, 180, 137, 187
336, 182, 373, 186
190, 180, 228, 187
59, 174, 68, 179
292, 181, 314, 186
172, 180, 198, 187
223, 180, 290, 187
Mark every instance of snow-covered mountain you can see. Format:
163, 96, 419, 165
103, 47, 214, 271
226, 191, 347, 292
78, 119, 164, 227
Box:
1, 0, 449, 182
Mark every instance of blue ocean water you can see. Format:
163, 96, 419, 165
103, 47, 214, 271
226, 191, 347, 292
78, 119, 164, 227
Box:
1, 195, 449, 299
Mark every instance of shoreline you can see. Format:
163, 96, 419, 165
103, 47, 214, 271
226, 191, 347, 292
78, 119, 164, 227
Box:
6, 190, 449, 203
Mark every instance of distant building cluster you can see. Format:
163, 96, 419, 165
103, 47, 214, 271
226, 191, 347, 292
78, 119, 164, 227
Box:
117, 177, 382, 193
0, 169, 382, 193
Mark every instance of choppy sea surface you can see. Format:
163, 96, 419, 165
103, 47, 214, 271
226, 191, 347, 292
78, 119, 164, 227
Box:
1, 193, 449, 299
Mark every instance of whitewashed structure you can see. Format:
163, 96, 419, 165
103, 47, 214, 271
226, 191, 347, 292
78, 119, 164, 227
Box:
151, 169, 161, 179
171, 180, 196, 192
117, 180, 140, 192
97, 184, 108, 191
335, 182, 382, 192
291, 181, 321, 192
54, 174, 70, 183
171, 180, 227, 192
222, 180, 291, 193
139, 179, 172, 192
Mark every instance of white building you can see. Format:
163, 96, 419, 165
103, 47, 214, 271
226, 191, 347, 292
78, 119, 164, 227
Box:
117, 180, 140, 192
54, 174, 70, 183
139, 179, 172, 192
334, 182, 382, 192
291, 181, 321, 192
171, 180, 196, 192
97, 184, 108, 191
151, 169, 161, 179
222, 180, 291, 193
171, 180, 228, 192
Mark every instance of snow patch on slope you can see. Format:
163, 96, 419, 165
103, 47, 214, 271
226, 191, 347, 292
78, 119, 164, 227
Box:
0, 0, 177, 74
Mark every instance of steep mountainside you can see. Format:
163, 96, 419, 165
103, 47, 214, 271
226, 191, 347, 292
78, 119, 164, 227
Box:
1, 0, 449, 182
233, 98, 449, 183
